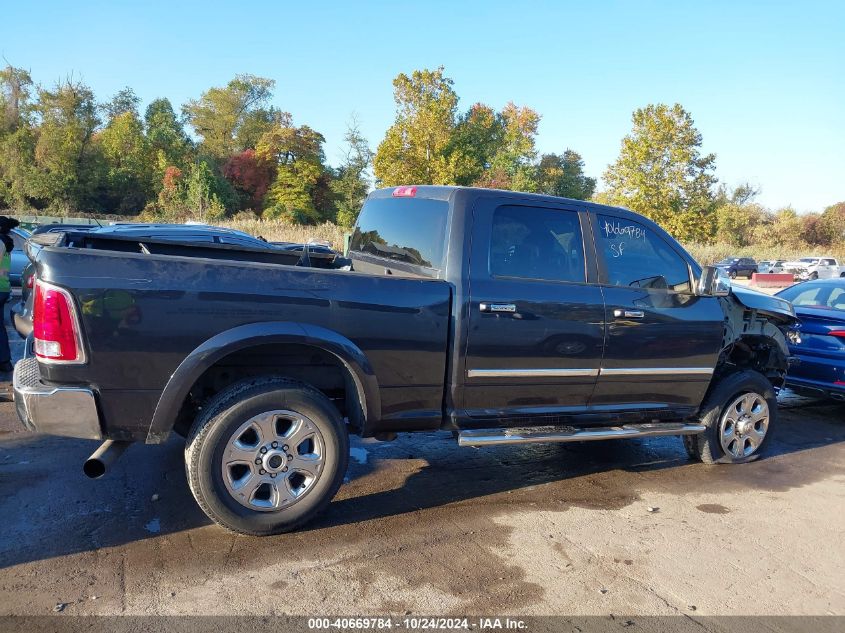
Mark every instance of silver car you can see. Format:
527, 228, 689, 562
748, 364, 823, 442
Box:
758, 260, 786, 274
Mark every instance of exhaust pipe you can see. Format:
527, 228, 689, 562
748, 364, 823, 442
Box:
83, 440, 130, 479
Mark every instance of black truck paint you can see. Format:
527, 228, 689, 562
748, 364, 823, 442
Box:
14, 186, 798, 534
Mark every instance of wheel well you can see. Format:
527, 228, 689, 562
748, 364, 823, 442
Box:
172, 343, 364, 437
715, 334, 788, 389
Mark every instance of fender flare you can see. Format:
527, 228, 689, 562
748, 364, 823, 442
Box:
146, 321, 381, 443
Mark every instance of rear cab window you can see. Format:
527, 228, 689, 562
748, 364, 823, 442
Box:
350, 195, 449, 277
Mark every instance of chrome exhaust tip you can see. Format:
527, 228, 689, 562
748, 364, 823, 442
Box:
83, 440, 130, 479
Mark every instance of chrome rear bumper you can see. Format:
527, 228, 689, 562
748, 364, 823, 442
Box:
13, 356, 102, 440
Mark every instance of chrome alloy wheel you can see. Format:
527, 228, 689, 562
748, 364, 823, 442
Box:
221, 410, 326, 511
719, 393, 769, 459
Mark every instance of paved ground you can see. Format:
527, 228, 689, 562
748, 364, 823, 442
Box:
0, 298, 843, 617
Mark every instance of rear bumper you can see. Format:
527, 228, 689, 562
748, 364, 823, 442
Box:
13, 356, 103, 439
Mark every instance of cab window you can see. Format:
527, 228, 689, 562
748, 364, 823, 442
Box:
597, 214, 691, 292
489, 205, 585, 283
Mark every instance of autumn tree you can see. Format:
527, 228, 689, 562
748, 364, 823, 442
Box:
603, 103, 718, 241
450, 103, 504, 186
817, 202, 845, 247
145, 98, 193, 171
103, 87, 140, 119
0, 65, 37, 208
714, 202, 768, 247
32, 78, 104, 212
374, 67, 464, 186
99, 109, 154, 213
331, 117, 372, 227
182, 74, 276, 159
483, 103, 540, 191
536, 150, 596, 200
185, 160, 226, 221
222, 149, 274, 210
257, 118, 330, 222
750, 208, 806, 250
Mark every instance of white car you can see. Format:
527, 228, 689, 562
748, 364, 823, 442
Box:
782, 257, 843, 280
758, 259, 787, 274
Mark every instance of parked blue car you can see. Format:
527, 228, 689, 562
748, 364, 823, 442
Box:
777, 279, 845, 401
715, 256, 758, 279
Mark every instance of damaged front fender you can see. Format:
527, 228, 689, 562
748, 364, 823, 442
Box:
729, 285, 797, 326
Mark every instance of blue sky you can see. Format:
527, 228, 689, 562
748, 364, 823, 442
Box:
2, 0, 843, 212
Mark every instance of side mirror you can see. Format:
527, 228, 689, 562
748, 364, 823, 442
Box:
697, 265, 731, 297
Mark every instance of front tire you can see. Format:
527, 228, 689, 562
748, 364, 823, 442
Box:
810, 271, 818, 280
185, 377, 349, 535
687, 370, 777, 464
729, 270, 737, 279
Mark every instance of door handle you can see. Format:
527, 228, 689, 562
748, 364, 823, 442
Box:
613, 309, 644, 319
480, 302, 517, 313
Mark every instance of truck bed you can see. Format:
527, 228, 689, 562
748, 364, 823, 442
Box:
31, 234, 453, 440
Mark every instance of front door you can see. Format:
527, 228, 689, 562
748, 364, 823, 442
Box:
589, 212, 724, 414
462, 198, 605, 420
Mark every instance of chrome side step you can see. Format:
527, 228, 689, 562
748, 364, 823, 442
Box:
458, 423, 706, 447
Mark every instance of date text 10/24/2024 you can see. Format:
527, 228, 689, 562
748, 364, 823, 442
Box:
307, 617, 528, 630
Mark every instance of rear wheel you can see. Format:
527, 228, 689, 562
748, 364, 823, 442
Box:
687, 370, 777, 464
185, 377, 349, 535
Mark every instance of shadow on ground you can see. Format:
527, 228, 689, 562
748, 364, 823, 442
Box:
1, 389, 843, 571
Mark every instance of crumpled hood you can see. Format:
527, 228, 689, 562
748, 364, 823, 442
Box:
730, 284, 797, 324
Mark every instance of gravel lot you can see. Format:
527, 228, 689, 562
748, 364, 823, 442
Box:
0, 298, 843, 618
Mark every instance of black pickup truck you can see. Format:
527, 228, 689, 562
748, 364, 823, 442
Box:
14, 186, 797, 535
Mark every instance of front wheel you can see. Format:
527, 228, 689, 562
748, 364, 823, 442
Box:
185, 377, 349, 535
729, 270, 737, 279
687, 370, 777, 464
810, 271, 818, 280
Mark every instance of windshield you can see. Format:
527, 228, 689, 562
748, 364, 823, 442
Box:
799, 258, 818, 263
778, 282, 845, 311
717, 258, 739, 264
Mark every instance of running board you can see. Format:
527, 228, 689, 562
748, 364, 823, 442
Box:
458, 423, 706, 447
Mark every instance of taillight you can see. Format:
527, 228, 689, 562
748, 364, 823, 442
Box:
33, 280, 85, 363
830, 331, 845, 339
26, 275, 33, 289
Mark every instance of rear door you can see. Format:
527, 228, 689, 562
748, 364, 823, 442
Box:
744, 258, 757, 276
462, 197, 605, 419
589, 212, 724, 414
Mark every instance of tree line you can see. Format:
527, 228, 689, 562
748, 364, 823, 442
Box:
0, 64, 842, 251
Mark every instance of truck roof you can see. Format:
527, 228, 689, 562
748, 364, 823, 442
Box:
367, 185, 636, 216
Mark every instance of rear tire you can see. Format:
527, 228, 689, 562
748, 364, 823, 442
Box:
687, 370, 777, 464
185, 377, 349, 535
